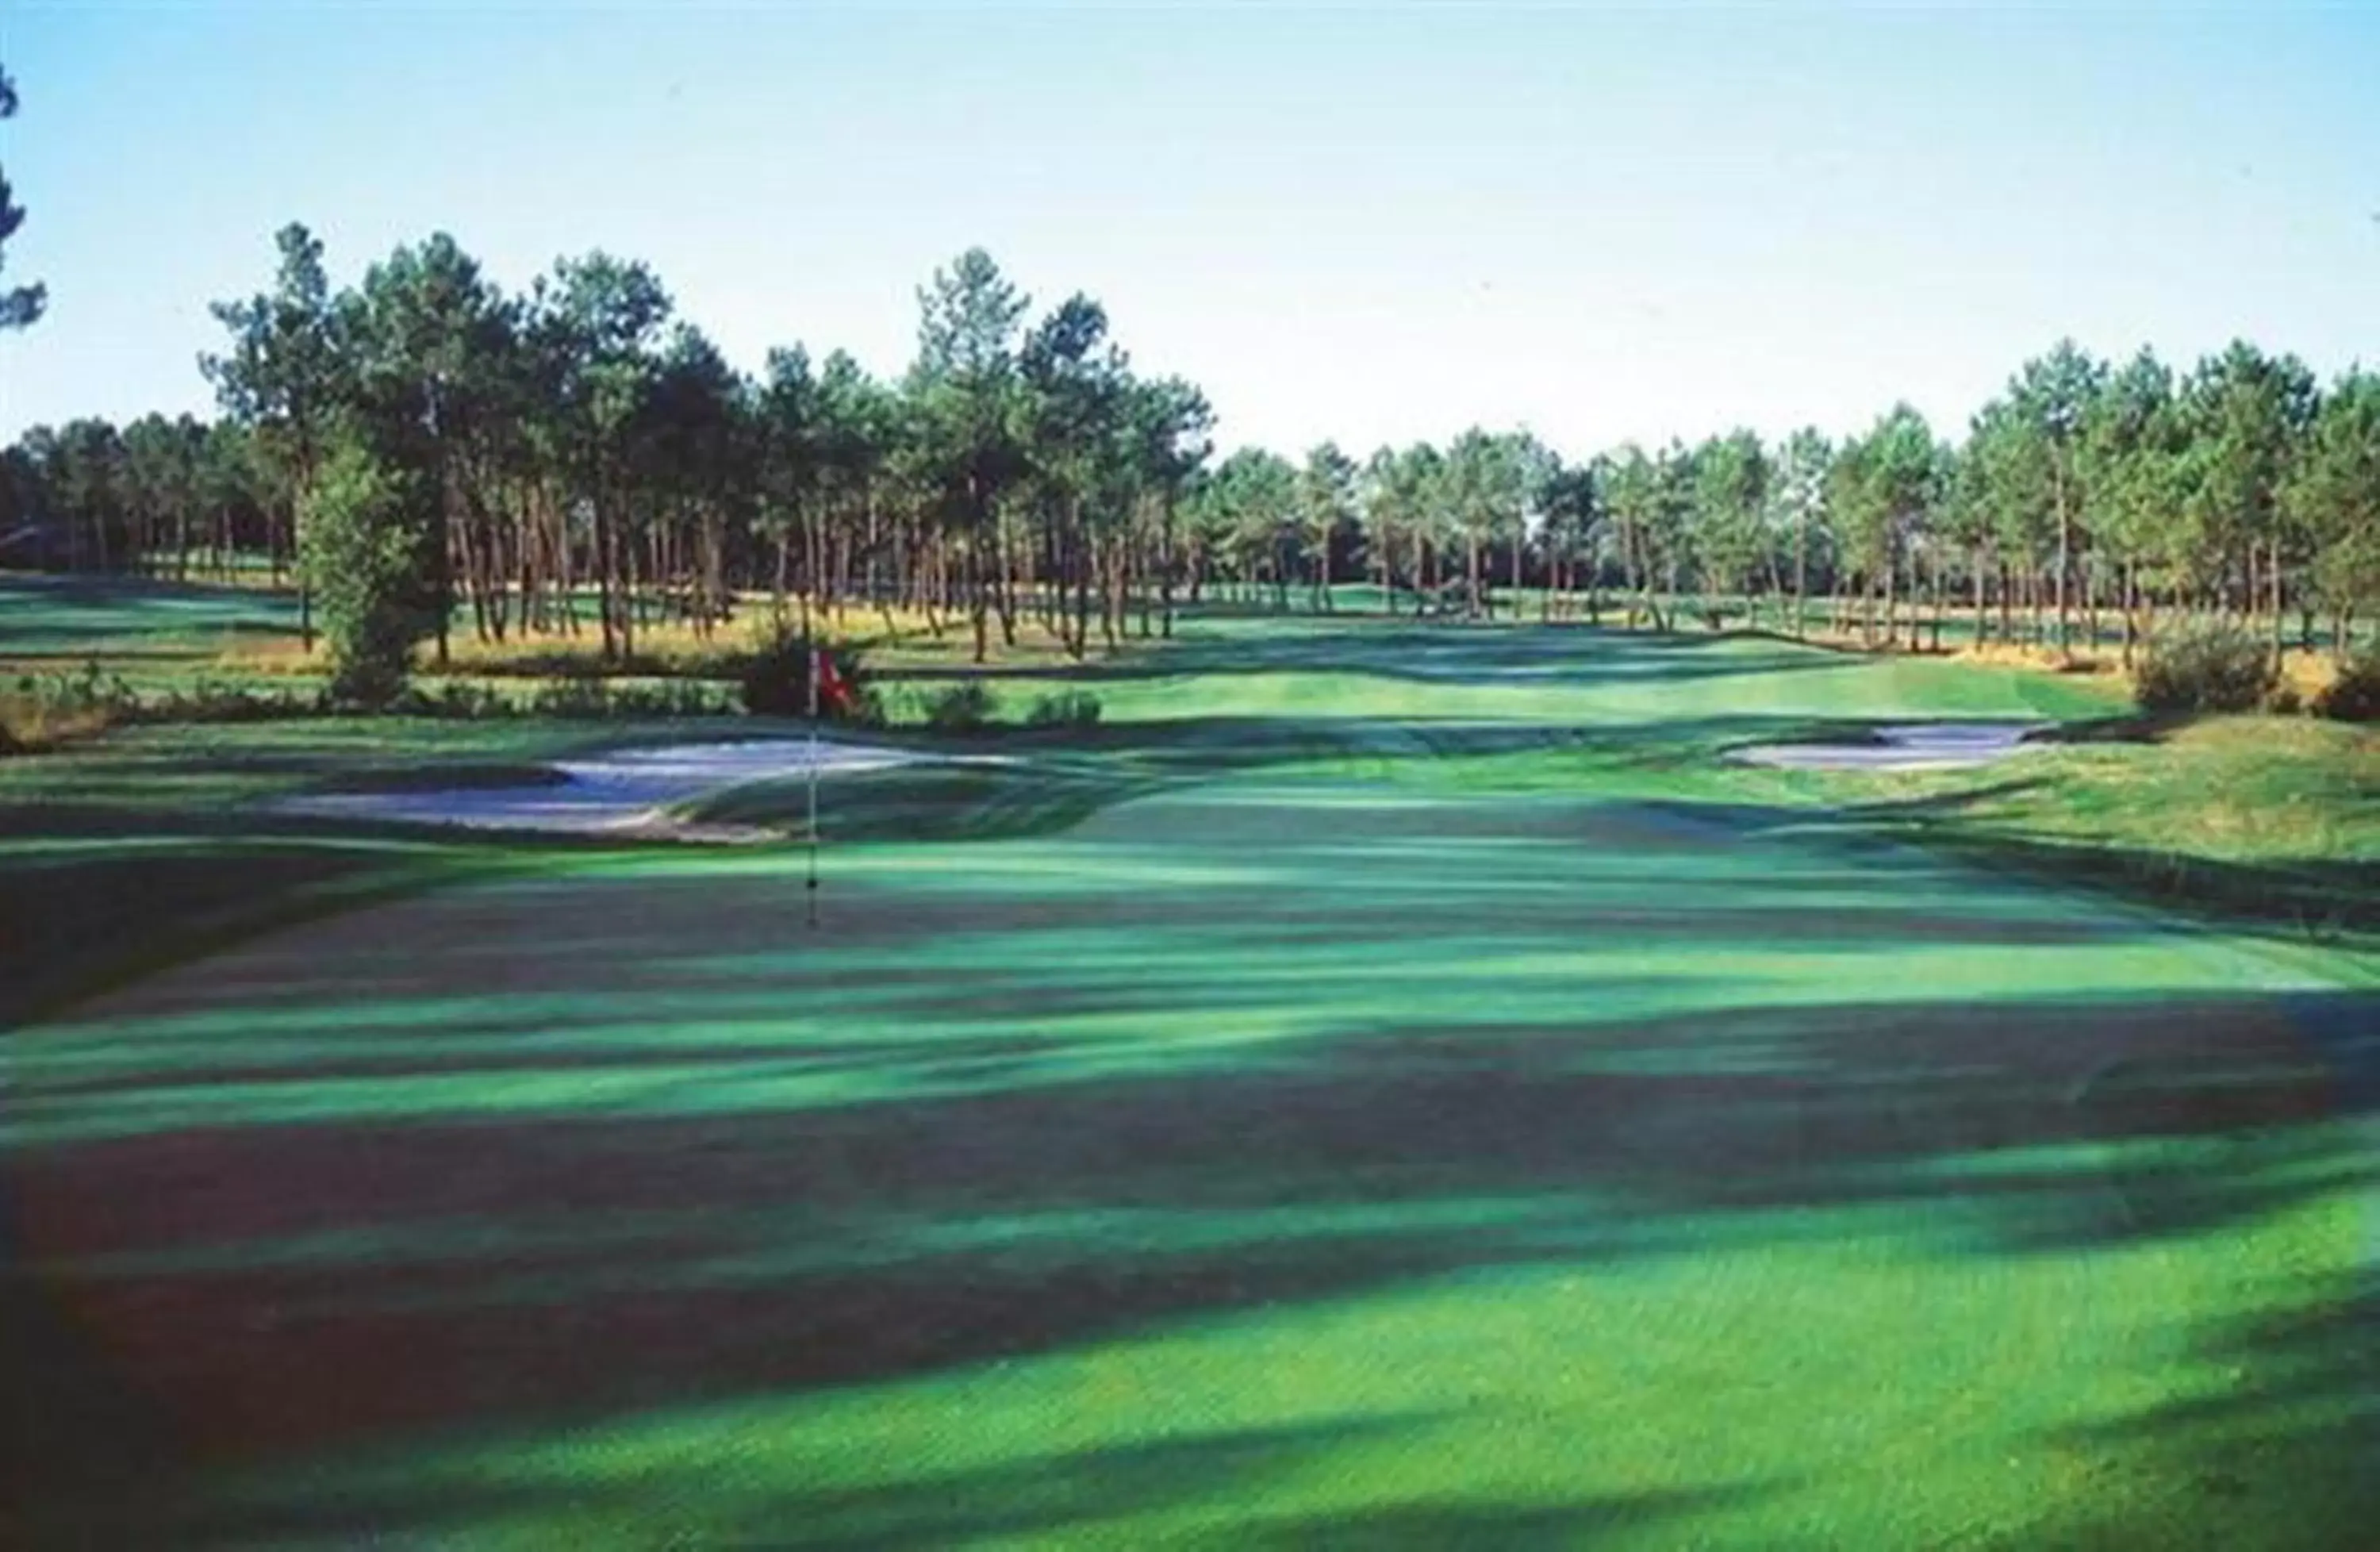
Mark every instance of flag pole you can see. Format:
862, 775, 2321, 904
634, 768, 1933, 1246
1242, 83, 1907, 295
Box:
807, 641, 821, 928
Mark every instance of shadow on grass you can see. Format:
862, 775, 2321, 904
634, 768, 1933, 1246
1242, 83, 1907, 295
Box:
1241, 1484, 1785, 1551
1883, 825, 2380, 949
0, 805, 639, 1031
2013, 1270, 2380, 1549
159, 1417, 1783, 1550
7, 979, 2370, 1442
6, 974, 2370, 1542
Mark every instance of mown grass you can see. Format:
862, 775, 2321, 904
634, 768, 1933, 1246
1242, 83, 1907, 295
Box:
3, 578, 2374, 1550
1720, 715, 2380, 949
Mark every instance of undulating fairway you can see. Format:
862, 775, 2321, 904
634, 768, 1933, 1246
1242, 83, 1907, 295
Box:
3, 610, 2374, 1549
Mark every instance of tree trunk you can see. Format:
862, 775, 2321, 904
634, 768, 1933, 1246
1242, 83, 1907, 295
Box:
1794, 520, 1809, 638
2269, 538, 2286, 670
2053, 460, 2071, 657
1159, 494, 1178, 639
2121, 560, 2137, 670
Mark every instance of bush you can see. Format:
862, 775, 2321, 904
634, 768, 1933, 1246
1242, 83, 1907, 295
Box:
923, 680, 998, 732
2313, 651, 2380, 723
530, 674, 735, 720
1025, 690, 1103, 728
2133, 627, 2277, 714
144, 674, 324, 724
0, 663, 138, 751
301, 432, 437, 709
739, 628, 866, 720
390, 680, 512, 720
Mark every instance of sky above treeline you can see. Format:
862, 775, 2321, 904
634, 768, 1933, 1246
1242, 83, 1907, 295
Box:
3, 2, 2376, 460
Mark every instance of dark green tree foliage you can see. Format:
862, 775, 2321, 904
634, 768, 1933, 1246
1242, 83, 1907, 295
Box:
1831, 405, 1941, 647
1297, 441, 1358, 610
2081, 349, 2184, 664
1691, 428, 1770, 626
1191, 447, 1300, 609
0, 64, 44, 330
2007, 340, 2106, 654
739, 628, 866, 720
1117, 373, 1213, 639
12, 215, 2375, 680
202, 225, 345, 642
301, 425, 434, 707
2175, 343, 2318, 659
2285, 368, 2380, 654
1018, 293, 1126, 651
1602, 445, 1664, 629
909, 248, 1031, 662
534, 252, 674, 661
345, 233, 516, 660
1536, 458, 1601, 620
1769, 428, 1833, 635
1440, 428, 1531, 619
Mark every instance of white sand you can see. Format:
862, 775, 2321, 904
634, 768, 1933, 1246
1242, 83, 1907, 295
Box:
1730, 722, 2046, 773
276, 737, 922, 836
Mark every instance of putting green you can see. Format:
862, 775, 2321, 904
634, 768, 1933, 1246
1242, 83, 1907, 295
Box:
2, 618, 2372, 1548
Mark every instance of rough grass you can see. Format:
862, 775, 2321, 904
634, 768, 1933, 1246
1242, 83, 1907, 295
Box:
0, 692, 117, 753
3, 598, 2374, 1549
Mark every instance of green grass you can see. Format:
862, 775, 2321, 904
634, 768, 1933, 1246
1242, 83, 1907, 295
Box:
2, 597, 2374, 1549
0, 569, 301, 659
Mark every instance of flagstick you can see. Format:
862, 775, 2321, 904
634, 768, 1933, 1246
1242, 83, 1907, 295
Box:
807, 643, 821, 929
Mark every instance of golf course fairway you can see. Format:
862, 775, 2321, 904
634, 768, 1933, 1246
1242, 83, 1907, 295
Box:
3, 620, 2373, 1549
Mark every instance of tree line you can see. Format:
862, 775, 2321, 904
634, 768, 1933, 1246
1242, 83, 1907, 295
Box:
5, 229, 1217, 682
6, 225, 2375, 684
1191, 341, 2375, 665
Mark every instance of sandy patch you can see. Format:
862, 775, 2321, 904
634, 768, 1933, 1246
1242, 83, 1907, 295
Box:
274, 737, 923, 838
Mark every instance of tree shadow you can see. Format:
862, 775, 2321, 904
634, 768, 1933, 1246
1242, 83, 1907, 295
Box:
158, 1413, 1486, 1550
1240, 1484, 1788, 1550
1884, 827, 2380, 949
8, 984, 2370, 1471
2012, 1271, 2380, 1550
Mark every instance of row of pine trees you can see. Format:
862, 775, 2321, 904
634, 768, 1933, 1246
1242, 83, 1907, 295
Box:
5, 229, 2376, 669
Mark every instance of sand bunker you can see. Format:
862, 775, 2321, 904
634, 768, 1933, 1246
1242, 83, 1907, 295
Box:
1730, 722, 2045, 773
277, 737, 923, 837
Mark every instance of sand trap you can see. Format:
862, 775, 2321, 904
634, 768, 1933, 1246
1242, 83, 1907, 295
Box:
1731, 722, 2046, 773
276, 737, 923, 837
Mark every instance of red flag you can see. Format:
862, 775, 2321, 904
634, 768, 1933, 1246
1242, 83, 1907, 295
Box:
813, 649, 854, 716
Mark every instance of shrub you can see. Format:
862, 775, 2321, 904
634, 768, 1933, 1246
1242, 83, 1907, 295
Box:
869, 685, 928, 727
528, 674, 735, 720
739, 628, 866, 720
2133, 627, 2277, 714
2313, 651, 2380, 723
393, 680, 512, 720
142, 674, 324, 724
0, 663, 138, 751
301, 431, 437, 709
1025, 690, 1103, 728
923, 680, 998, 732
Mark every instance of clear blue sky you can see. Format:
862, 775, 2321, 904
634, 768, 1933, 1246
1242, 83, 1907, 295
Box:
2, 2, 2375, 459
